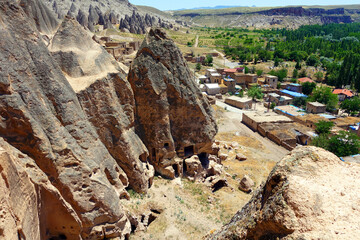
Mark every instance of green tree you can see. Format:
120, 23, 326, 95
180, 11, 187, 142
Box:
295, 60, 301, 70
311, 134, 330, 150
299, 69, 307, 78
314, 72, 324, 82
274, 57, 280, 67
247, 87, 264, 110
340, 97, 360, 114
256, 69, 263, 77
306, 54, 320, 66
204, 54, 213, 66
292, 69, 298, 78
293, 97, 307, 107
308, 86, 338, 111
269, 69, 288, 82
327, 131, 360, 157
314, 120, 334, 135
195, 63, 201, 71
301, 82, 316, 95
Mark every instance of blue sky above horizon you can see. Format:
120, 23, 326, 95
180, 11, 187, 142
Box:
130, 0, 360, 11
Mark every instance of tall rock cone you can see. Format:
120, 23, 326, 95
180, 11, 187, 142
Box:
128, 28, 218, 178
49, 16, 154, 193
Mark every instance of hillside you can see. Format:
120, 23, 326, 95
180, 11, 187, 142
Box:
172, 5, 360, 28
43, 0, 177, 33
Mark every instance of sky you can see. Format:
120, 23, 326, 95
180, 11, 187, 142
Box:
130, 0, 360, 11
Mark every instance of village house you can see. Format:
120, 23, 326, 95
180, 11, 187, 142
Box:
223, 68, 238, 79
184, 52, 193, 61
219, 82, 228, 94
286, 83, 302, 93
198, 75, 208, 84
257, 122, 315, 150
332, 89, 354, 101
234, 73, 257, 88
204, 83, 220, 95
265, 75, 278, 89
209, 72, 222, 84
205, 52, 219, 57
297, 77, 314, 84
223, 77, 236, 93
274, 105, 307, 122
129, 41, 141, 51
267, 93, 293, 106
242, 111, 293, 132
279, 89, 307, 99
206, 69, 217, 78
306, 102, 326, 114
225, 96, 252, 109
104, 46, 126, 61
332, 117, 360, 130
192, 56, 205, 64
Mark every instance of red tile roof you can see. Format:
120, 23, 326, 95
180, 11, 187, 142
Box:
224, 68, 237, 73
332, 89, 354, 97
297, 77, 314, 83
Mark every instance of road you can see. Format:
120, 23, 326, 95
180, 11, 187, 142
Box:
194, 35, 199, 48
214, 50, 241, 68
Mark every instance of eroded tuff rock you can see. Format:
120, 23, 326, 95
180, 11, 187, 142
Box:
48, 16, 154, 193
0, 1, 217, 239
129, 28, 218, 178
43, 0, 174, 32
19, 0, 59, 34
0, 138, 82, 240
119, 11, 173, 34
208, 146, 360, 239
0, 1, 131, 238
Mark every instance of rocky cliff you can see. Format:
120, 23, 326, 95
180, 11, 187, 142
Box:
174, 6, 358, 29
119, 11, 174, 34
0, 1, 132, 239
208, 146, 360, 239
0, 0, 217, 239
128, 28, 218, 178
43, 0, 174, 32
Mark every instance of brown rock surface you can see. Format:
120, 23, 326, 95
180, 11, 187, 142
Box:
208, 146, 360, 239
49, 16, 154, 193
128, 28, 217, 178
0, 1, 131, 238
238, 175, 254, 193
0, 138, 81, 240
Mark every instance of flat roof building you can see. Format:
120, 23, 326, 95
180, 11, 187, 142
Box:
204, 83, 220, 95
280, 89, 307, 98
225, 96, 252, 109
242, 112, 293, 132
306, 102, 326, 114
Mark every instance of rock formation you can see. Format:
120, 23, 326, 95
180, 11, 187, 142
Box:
119, 11, 174, 34
208, 146, 360, 239
42, 0, 174, 32
175, 6, 356, 29
0, 1, 132, 238
128, 28, 218, 178
0, 1, 217, 239
48, 16, 155, 193
19, 0, 59, 34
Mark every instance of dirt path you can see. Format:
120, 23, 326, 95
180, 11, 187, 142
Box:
214, 50, 240, 68
194, 35, 199, 48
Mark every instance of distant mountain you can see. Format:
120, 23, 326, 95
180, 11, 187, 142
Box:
175, 5, 248, 11
173, 5, 360, 29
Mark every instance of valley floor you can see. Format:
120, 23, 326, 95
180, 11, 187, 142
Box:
126, 103, 289, 240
